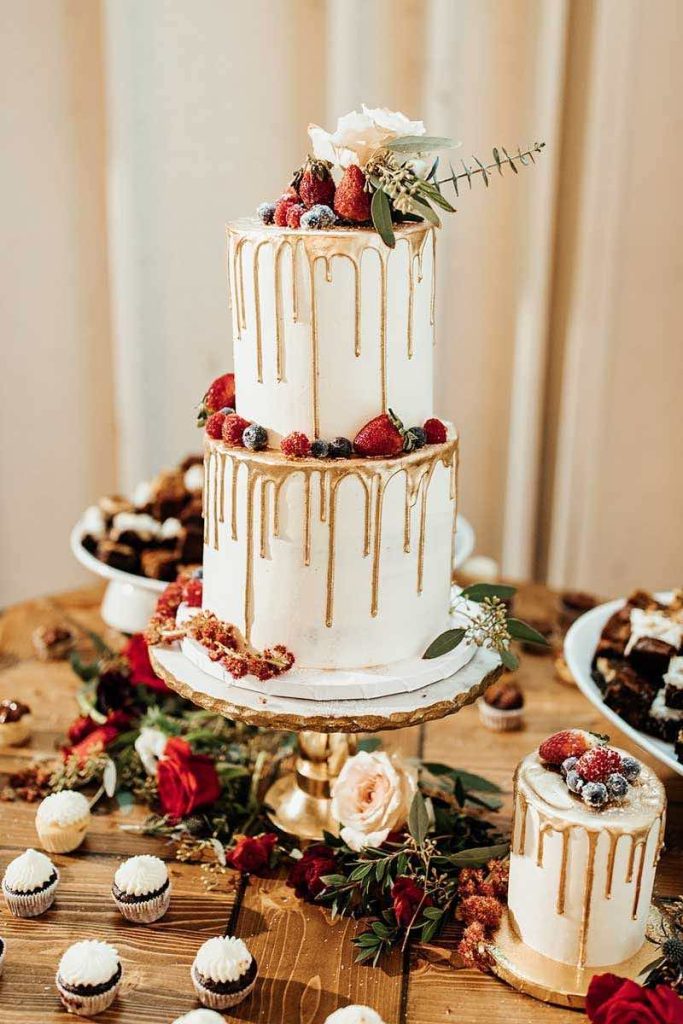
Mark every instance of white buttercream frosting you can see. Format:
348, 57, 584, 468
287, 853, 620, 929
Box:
193, 936, 252, 984
112, 511, 159, 539
184, 464, 204, 493
132, 480, 153, 508
625, 608, 683, 656
3, 848, 56, 892
173, 1011, 226, 1024
325, 1007, 386, 1024
114, 855, 168, 897
36, 790, 90, 827
664, 655, 683, 690
82, 505, 106, 538
650, 689, 683, 722
57, 940, 120, 987
159, 517, 183, 540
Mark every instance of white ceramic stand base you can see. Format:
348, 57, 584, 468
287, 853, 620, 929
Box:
150, 641, 502, 840
489, 909, 658, 1009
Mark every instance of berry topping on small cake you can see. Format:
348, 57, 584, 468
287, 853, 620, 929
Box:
575, 745, 623, 782
538, 729, 596, 767
197, 373, 235, 426
301, 204, 336, 230
281, 432, 311, 458
294, 156, 336, 209
182, 577, 203, 608
274, 190, 299, 227
311, 438, 330, 458
423, 417, 448, 444
221, 414, 251, 448
243, 424, 268, 451
582, 781, 609, 808
256, 202, 276, 225
353, 411, 405, 457
329, 437, 353, 459
205, 411, 227, 440
286, 203, 305, 229
606, 772, 629, 798
405, 426, 427, 450
621, 755, 642, 782
334, 165, 372, 223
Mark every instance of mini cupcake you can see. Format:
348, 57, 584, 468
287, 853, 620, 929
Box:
36, 790, 91, 853
478, 678, 524, 732
173, 1011, 226, 1024
0, 937, 6, 977
56, 940, 122, 1017
191, 935, 257, 1011
325, 1008, 387, 1024
2, 848, 59, 917
112, 854, 171, 923
0, 700, 32, 747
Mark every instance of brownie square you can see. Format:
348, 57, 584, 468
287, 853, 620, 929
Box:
140, 549, 178, 581
179, 528, 203, 564
602, 664, 658, 733
664, 683, 683, 710
97, 540, 139, 574
628, 637, 676, 684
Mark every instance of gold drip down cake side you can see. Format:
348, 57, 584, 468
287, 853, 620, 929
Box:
200, 217, 460, 671
507, 750, 666, 969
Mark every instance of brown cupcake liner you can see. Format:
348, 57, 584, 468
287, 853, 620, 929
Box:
56, 975, 120, 1017
112, 883, 171, 923
191, 964, 256, 1010
477, 698, 523, 732
2, 873, 59, 917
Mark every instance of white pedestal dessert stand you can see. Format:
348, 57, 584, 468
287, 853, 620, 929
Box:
150, 640, 502, 841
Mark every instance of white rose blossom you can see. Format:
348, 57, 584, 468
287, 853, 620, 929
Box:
308, 105, 425, 169
330, 750, 418, 852
134, 726, 169, 776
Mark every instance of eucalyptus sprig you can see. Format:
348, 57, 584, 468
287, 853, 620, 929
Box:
423, 582, 549, 669
365, 135, 545, 247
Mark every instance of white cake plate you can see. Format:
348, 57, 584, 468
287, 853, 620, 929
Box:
71, 521, 167, 634
565, 592, 683, 777
71, 514, 476, 636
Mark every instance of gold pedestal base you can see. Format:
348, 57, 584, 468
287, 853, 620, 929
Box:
265, 731, 357, 841
489, 910, 658, 1009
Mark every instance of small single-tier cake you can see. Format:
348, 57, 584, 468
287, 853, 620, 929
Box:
507, 731, 666, 967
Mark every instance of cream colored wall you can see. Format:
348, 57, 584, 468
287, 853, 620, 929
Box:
1, 0, 681, 607
0, 0, 116, 605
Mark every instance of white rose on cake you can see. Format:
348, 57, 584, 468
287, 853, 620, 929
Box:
308, 105, 425, 168
331, 751, 417, 851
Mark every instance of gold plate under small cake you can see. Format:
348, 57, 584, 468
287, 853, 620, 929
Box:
489, 909, 658, 1009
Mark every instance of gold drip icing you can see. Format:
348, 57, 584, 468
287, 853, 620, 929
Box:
226, 221, 433, 431
512, 773, 665, 967
203, 436, 458, 642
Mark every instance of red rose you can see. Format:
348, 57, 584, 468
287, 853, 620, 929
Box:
287, 843, 337, 900
64, 710, 130, 765
156, 737, 221, 819
226, 833, 278, 873
587, 974, 683, 1024
391, 876, 431, 928
68, 715, 97, 745
123, 634, 169, 693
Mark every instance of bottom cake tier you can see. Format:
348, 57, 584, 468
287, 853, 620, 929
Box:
201, 435, 459, 669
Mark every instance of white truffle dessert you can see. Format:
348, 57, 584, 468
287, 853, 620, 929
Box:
55, 940, 122, 1016
191, 935, 257, 1010
111, 854, 171, 923
2, 848, 59, 917
173, 1011, 227, 1024
325, 1008, 387, 1024
36, 790, 91, 853
507, 730, 666, 968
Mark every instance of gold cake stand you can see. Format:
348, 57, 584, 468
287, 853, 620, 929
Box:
150, 643, 502, 841
488, 908, 658, 1009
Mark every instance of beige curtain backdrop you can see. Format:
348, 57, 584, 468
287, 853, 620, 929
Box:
1, 0, 682, 607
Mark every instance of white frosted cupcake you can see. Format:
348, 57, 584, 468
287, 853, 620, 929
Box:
2, 848, 59, 917
173, 1011, 226, 1023
0, 937, 6, 977
325, 1008, 387, 1024
112, 855, 171, 923
36, 790, 90, 853
56, 940, 122, 1016
191, 935, 257, 1010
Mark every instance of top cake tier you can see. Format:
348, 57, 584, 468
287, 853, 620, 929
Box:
226, 219, 435, 441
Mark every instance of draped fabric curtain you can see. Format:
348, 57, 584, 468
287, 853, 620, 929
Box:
2, 0, 682, 606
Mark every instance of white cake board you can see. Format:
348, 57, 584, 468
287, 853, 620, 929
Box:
150, 640, 502, 733
176, 597, 479, 702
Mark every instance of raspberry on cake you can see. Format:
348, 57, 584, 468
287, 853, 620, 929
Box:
538, 729, 595, 766
574, 745, 623, 781
281, 432, 311, 458
221, 413, 250, 447
423, 417, 447, 444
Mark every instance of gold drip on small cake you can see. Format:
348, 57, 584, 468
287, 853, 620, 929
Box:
201, 435, 458, 669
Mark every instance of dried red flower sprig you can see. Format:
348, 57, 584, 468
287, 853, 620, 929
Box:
455, 858, 509, 972
186, 611, 295, 681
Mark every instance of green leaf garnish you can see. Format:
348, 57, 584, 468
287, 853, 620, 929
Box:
423, 627, 466, 659
370, 187, 395, 248
500, 648, 519, 671
408, 790, 430, 847
507, 617, 551, 646
459, 582, 517, 603
385, 135, 455, 153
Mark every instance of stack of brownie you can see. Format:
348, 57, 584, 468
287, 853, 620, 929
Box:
81, 455, 204, 582
592, 589, 683, 762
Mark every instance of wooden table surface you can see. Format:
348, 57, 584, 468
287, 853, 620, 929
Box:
0, 583, 680, 1024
